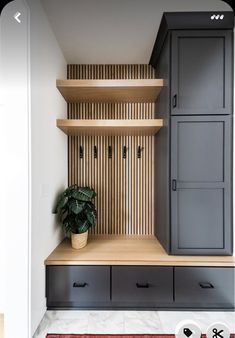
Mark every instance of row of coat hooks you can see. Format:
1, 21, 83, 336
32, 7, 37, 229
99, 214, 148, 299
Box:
79, 145, 144, 159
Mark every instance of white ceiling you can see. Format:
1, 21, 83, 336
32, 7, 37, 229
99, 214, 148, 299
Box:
41, 0, 231, 64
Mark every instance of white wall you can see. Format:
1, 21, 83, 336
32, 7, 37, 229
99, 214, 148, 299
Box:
25, 0, 67, 335
41, 0, 230, 64
0, 1, 30, 337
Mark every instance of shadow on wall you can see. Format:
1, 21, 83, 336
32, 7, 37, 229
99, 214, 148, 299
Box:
0, 314, 4, 338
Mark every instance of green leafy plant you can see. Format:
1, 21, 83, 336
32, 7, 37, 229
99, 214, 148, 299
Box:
55, 185, 97, 236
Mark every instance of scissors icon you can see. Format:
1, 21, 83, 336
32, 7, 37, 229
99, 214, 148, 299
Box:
213, 328, 224, 338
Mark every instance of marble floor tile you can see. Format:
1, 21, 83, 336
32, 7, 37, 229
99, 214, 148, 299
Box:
158, 311, 201, 333
33, 314, 89, 338
192, 312, 235, 332
124, 317, 163, 334
87, 311, 125, 333
33, 313, 50, 338
47, 310, 90, 321
47, 318, 89, 334
123, 311, 162, 333
33, 310, 235, 338
124, 310, 160, 321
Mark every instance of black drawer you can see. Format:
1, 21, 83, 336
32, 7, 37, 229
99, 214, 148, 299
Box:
175, 267, 234, 308
46, 265, 110, 308
112, 266, 173, 305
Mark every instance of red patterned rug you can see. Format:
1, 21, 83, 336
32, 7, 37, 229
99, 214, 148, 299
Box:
46, 335, 235, 338
46, 335, 174, 338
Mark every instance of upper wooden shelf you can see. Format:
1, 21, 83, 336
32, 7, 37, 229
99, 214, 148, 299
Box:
57, 119, 163, 136
45, 236, 235, 267
56, 79, 163, 103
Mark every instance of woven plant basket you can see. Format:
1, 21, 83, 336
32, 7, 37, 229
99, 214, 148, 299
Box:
71, 231, 88, 249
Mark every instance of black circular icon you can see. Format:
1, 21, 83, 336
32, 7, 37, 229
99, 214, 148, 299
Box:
184, 328, 193, 337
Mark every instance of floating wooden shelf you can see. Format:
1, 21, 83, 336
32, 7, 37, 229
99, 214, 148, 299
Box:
45, 236, 235, 267
56, 79, 163, 103
57, 119, 164, 136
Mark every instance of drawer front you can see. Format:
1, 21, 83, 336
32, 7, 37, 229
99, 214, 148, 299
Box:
112, 266, 173, 304
175, 267, 234, 308
46, 266, 110, 307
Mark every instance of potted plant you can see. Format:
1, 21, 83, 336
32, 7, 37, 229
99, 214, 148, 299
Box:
55, 185, 97, 249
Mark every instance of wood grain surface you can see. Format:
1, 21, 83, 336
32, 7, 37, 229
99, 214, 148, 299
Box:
67, 64, 157, 236
56, 78, 163, 103
45, 237, 235, 267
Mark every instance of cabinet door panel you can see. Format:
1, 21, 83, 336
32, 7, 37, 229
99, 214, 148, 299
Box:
171, 115, 232, 254
112, 266, 173, 305
177, 121, 224, 182
175, 267, 234, 308
46, 266, 110, 308
178, 188, 224, 249
171, 30, 232, 115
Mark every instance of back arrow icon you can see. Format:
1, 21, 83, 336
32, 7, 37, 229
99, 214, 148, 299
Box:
14, 12, 21, 23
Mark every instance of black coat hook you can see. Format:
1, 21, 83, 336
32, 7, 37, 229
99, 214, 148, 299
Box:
94, 145, 97, 159
108, 145, 112, 159
80, 145, 83, 159
123, 146, 127, 159
137, 146, 143, 159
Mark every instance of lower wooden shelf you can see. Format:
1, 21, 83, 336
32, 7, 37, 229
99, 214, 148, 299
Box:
45, 235, 235, 267
56, 119, 163, 136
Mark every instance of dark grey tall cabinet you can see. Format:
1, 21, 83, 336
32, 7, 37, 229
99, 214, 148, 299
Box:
150, 12, 234, 255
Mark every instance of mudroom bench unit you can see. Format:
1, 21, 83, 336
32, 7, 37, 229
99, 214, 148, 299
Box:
45, 11, 235, 311
45, 237, 235, 310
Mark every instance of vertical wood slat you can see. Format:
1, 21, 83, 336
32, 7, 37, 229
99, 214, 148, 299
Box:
67, 64, 155, 235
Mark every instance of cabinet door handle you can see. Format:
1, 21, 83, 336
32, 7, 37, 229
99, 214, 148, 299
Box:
73, 282, 88, 288
172, 94, 177, 108
172, 179, 177, 191
199, 282, 214, 289
136, 282, 150, 288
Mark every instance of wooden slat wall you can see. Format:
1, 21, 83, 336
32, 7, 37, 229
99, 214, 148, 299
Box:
67, 64, 155, 235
